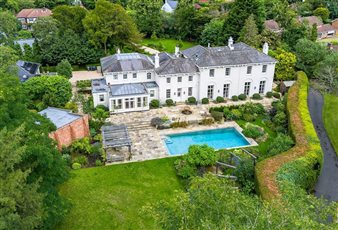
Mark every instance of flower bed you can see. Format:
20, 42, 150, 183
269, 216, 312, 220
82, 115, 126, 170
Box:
255, 72, 323, 200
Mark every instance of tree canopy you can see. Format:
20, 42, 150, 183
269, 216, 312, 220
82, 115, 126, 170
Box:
83, 0, 140, 54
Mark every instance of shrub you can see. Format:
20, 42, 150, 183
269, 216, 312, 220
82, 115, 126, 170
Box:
238, 94, 247, 100
95, 159, 103, 166
216, 96, 225, 103
150, 99, 160, 108
242, 124, 264, 139
175, 159, 197, 179
185, 145, 217, 167
64, 101, 78, 113
234, 159, 255, 194
199, 117, 214, 125
232, 95, 239, 101
56, 59, 72, 79
223, 107, 231, 119
210, 111, 223, 122
166, 99, 175, 106
171, 121, 189, 128
240, 103, 265, 115
76, 80, 91, 89
151, 117, 164, 127
201, 98, 209, 104
273, 92, 281, 98
72, 162, 81, 170
243, 114, 255, 122
252, 93, 262, 100
61, 154, 72, 166
71, 137, 92, 155
267, 134, 294, 157
96, 105, 109, 111
72, 155, 88, 166
272, 111, 287, 126
229, 109, 242, 120
187, 97, 197, 104
266, 91, 273, 98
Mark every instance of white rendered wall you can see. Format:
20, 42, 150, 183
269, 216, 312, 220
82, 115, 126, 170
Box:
104, 70, 156, 85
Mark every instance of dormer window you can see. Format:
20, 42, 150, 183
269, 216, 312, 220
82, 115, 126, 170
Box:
178, 77, 182, 82
209, 69, 215, 77
133, 73, 137, 78
147, 73, 152, 79
247, 66, 252, 74
262, 65, 267, 73
225, 68, 231, 76
167, 78, 171, 83
113, 74, 118, 80
123, 74, 127, 79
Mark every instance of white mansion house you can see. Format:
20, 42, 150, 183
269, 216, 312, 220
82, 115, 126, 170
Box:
92, 38, 277, 113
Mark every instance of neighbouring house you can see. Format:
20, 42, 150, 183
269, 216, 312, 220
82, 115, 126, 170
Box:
14, 38, 35, 51
39, 107, 90, 149
92, 38, 277, 114
298, 16, 323, 27
16, 8, 52, 30
332, 19, 338, 34
317, 24, 336, 39
264, 20, 282, 33
280, 80, 296, 95
16, 60, 41, 82
161, 0, 178, 13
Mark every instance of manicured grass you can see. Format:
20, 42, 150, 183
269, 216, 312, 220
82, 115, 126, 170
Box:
140, 38, 196, 53
56, 157, 183, 230
323, 94, 338, 156
317, 37, 338, 43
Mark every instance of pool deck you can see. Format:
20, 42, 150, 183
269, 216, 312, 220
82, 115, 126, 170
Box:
106, 121, 257, 165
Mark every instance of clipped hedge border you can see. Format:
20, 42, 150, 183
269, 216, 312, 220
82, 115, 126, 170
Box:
255, 72, 323, 200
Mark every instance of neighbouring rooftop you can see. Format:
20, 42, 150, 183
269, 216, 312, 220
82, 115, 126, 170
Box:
16, 8, 52, 18
39, 107, 82, 129
16, 60, 40, 82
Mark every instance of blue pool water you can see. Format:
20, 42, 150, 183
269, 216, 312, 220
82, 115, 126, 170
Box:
165, 128, 250, 155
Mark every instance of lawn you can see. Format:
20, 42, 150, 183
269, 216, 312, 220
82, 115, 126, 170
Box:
317, 36, 338, 44
140, 38, 196, 53
56, 157, 183, 230
323, 94, 338, 156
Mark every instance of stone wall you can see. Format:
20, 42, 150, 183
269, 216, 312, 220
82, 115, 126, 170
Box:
49, 114, 90, 149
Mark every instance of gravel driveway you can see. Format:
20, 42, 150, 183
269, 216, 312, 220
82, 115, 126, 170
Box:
308, 88, 338, 201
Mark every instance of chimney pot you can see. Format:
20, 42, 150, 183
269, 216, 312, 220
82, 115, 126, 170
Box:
263, 42, 269, 55
155, 53, 160, 68
228, 37, 234, 50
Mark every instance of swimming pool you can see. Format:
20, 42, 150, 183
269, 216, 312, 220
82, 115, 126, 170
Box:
164, 128, 250, 155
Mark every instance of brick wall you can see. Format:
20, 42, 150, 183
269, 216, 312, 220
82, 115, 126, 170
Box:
332, 20, 338, 34
49, 114, 90, 149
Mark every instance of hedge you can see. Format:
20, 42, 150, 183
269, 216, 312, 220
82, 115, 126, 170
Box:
255, 72, 323, 200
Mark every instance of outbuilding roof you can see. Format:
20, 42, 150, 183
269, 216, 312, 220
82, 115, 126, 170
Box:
166, 0, 178, 9
264, 20, 281, 32
100, 53, 154, 73
317, 24, 336, 33
182, 43, 276, 67
16, 60, 40, 82
39, 107, 82, 129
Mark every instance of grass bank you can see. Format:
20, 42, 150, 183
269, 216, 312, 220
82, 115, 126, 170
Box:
56, 157, 183, 230
256, 72, 323, 200
323, 94, 338, 156
140, 38, 196, 53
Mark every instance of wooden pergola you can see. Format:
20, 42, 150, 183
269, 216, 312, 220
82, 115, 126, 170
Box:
102, 125, 132, 153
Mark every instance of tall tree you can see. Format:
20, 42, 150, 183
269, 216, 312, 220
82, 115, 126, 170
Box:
294, 39, 328, 77
174, 0, 196, 40
270, 48, 297, 80
200, 18, 225, 46
223, 0, 266, 39
52, 5, 87, 35
0, 11, 19, 43
239, 14, 261, 48
0, 72, 70, 228
0, 126, 44, 229
128, 0, 163, 37
315, 52, 338, 92
83, 0, 140, 54
0, 46, 18, 74
56, 59, 73, 79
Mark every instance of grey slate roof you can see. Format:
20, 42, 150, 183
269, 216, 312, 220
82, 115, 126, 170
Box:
155, 56, 199, 75
39, 107, 82, 129
110, 83, 148, 97
92, 78, 109, 93
101, 53, 154, 73
16, 60, 40, 82
144, 81, 159, 88
182, 43, 277, 67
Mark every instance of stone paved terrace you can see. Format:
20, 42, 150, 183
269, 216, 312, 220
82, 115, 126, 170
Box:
106, 98, 275, 163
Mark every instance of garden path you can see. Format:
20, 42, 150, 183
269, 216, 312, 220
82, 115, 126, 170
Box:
308, 88, 338, 202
